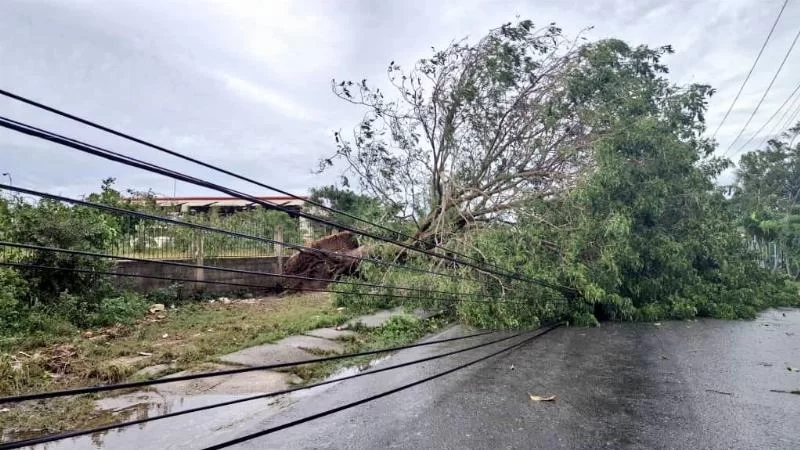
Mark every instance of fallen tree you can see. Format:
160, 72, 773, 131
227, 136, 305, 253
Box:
284, 20, 597, 289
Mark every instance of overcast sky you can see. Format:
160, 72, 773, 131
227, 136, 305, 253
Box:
1, 0, 799, 199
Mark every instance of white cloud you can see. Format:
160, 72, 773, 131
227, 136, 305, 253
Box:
214, 71, 311, 120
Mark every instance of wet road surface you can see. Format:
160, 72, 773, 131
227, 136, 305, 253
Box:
35, 309, 800, 449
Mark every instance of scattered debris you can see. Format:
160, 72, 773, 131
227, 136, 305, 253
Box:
786, 332, 795, 336
149, 304, 166, 314
758, 362, 774, 367
82, 331, 94, 339
219, 297, 232, 305
156, 314, 166, 320
705, 389, 733, 396
88, 334, 109, 343
337, 307, 346, 311
137, 352, 153, 357
661, 355, 669, 360
161, 333, 169, 339
529, 394, 557, 402
653, 322, 662, 326
769, 389, 800, 395
510, 364, 515, 370
0, 407, 9, 413
788, 367, 800, 373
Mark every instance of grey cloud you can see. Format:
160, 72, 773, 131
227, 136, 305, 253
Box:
1, 0, 799, 199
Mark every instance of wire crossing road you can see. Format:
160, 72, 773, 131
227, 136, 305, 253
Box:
41, 310, 800, 449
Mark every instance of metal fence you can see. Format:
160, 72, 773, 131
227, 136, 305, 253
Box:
106, 211, 304, 261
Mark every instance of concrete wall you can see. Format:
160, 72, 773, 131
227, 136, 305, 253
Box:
113, 256, 284, 297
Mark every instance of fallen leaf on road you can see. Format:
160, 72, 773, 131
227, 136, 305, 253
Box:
529, 394, 556, 402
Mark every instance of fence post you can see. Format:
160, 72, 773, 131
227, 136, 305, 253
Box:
275, 225, 283, 273
195, 231, 205, 291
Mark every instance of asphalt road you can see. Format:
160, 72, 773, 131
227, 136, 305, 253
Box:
218, 308, 800, 450
38, 308, 800, 450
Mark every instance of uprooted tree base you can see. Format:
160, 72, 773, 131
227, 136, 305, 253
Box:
281, 231, 366, 292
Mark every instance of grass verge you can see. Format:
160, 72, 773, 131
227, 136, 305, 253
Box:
0, 292, 356, 439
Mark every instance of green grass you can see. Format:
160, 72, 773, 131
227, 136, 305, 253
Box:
0, 292, 356, 437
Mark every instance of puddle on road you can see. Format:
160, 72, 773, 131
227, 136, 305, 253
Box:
291, 354, 392, 399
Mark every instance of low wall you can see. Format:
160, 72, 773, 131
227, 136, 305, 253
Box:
113, 256, 284, 297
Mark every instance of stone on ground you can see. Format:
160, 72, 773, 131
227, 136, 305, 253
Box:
219, 343, 316, 367
156, 363, 302, 395
133, 363, 174, 378
347, 307, 418, 328
305, 328, 358, 340
275, 335, 345, 354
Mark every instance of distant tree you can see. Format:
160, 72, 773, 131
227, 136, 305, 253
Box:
733, 124, 800, 276
309, 185, 401, 231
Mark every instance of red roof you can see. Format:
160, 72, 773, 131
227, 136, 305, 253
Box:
152, 195, 308, 201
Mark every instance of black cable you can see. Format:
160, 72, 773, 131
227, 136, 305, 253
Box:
0, 183, 471, 283
202, 323, 562, 450
0, 241, 490, 299
725, 25, 800, 155
731, 80, 800, 156
711, 0, 789, 139
0, 115, 576, 296
0, 260, 540, 307
0, 88, 495, 270
781, 95, 800, 131
0, 328, 502, 405
0, 260, 273, 291
0, 325, 560, 450
755, 82, 800, 150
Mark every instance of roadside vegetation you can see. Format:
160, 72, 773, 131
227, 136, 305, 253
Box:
1, 290, 441, 437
